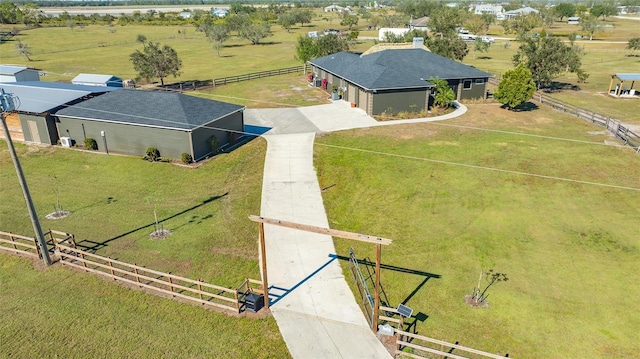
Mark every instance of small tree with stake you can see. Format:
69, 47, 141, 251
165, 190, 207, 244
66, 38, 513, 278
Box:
466, 269, 508, 307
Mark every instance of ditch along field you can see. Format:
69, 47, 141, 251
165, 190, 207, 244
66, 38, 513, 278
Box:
0, 138, 291, 358
315, 103, 640, 358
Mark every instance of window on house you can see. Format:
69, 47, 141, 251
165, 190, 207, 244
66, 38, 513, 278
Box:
475, 79, 484, 84
463, 80, 472, 90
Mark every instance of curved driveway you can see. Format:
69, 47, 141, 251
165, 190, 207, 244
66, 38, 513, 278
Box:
245, 100, 467, 358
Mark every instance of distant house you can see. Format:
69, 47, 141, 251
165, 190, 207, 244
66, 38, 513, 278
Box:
409, 16, 430, 30
72, 73, 123, 87
0, 82, 118, 144
472, 4, 504, 15
55, 89, 245, 161
212, 8, 228, 17
308, 45, 492, 115
0, 65, 40, 82
378, 28, 410, 41
503, 7, 539, 20
179, 11, 192, 19
567, 17, 580, 25
324, 4, 345, 12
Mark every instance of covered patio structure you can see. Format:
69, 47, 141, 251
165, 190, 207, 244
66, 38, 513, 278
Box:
608, 73, 640, 98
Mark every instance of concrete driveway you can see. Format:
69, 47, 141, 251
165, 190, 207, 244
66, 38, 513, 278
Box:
246, 100, 466, 358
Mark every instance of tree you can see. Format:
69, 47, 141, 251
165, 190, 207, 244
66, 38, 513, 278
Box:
627, 37, 640, 56
292, 9, 312, 27
22, 3, 44, 27
239, 22, 272, 45
464, 15, 485, 37
225, 14, 252, 32
581, 15, 601, 40
513, 33, 584, 88
15, 40, 31, 61
480, 13, 495, 34
429, 6, 463, 37
295, 35, 317, 73
429, 76, 455, 109
206, 24, 229, 56
494, 64, 536, 109
340, 14, 359, 30
467, 269, 508, 306
130, 41, 182, 86
277, 12, 296, 33
315, 33, 349, 57
427, 36, 469, 61
502, 13, 541, 40
0, 2, 22, 24
554, 3, 576, 21
590, 4, 617, 20
471, 37, 490, 59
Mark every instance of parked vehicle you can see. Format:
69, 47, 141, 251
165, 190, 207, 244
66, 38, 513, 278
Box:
458, 33, 477, 40
481, 36, 495, 44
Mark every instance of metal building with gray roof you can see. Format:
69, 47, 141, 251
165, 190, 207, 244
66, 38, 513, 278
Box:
55, 89, 245, 161
0, 81, 117, 144
309, 47, 492, 115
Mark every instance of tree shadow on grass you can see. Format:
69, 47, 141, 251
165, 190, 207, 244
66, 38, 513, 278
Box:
544, 82, 581, 92
76, 192, 228, 252
501, 102, 539, 112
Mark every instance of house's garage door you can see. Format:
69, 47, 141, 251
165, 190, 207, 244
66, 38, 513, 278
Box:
358, 89, 367, 111
348, 85, 357, 104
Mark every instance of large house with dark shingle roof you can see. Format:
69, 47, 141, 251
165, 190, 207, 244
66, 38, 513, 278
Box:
55, 89, 244, 161
308, 47, 492, 115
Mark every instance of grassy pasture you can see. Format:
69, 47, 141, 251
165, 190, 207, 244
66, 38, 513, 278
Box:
0, 254, 289, 358
468, 17, 640, 125
0, 137, 296, 357
0, 138, 267, 286
315, 104, 640, 358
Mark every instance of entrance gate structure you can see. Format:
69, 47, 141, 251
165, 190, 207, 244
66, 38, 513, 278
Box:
248, 215, 392, 332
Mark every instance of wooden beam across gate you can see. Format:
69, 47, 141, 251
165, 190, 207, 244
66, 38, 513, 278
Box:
248, 215, 392, 245
249, 215, 392, 332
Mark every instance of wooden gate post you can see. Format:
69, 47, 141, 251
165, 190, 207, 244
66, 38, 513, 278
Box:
259, 222, 270, 309
373, 243, 381, 333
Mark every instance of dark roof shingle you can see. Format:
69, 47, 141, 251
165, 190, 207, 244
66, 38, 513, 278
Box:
309, 49, 492, 91
56, 89, 243, 130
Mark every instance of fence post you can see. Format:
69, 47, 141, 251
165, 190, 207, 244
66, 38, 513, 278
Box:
168, 273, 174, 295
198, 279, 203, 300
134, 264, 141, 287
108, 257, 115, 280
10, 233, 17, 252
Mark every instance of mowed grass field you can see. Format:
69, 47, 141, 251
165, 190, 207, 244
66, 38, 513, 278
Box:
1, 10, 639, 358
315, 103, 640, 358
464, 18, 640, 125
0, 138, 295, 358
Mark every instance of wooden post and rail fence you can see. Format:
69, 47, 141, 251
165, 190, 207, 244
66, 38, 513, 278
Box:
161, 65, 304, 92
379, 306, 510, 359
0, 230, 264, 314
487, 78, 640, 153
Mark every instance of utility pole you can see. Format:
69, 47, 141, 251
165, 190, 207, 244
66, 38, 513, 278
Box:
1, 89, 51, 265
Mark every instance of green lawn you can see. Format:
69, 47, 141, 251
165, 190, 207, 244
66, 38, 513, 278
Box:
0, 254, 289, 358
315, 104, 640, 358
0, 137, 267, 286
466, 17, 640, 125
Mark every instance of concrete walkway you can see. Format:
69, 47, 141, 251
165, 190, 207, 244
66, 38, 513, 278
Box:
246, 100, 467, 358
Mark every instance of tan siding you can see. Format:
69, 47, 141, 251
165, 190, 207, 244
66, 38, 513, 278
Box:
0, 113, 24, 141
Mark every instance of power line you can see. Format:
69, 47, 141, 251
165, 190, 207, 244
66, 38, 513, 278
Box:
316, 143, 640, 192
